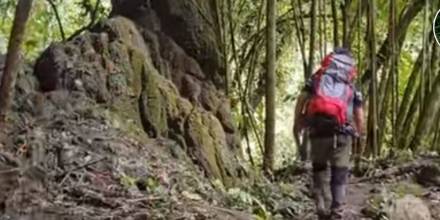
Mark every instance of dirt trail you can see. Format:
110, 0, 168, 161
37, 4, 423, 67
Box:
344, 182, 374, 219
299, 179, 374, 220
295, 158, 440, 220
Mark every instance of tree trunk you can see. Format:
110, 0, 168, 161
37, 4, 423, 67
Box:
263, 0, 276, 173
306, 0, 317, 78
389, 0, 398, 148
348, 0, 366, 46
366, 0, 378, 157
429, 37, 440, 89
432, 113, 440, 151
399, 82, 421, 149
0, 0, 33, 124
331, 0, 339, 47
342, 0, 352, 48
419, 2, 429, 113
377, 64, 392, 150
321, 0, 327, 55
396, 37, 436, 148
292, 0, 308, 78
318, 0, 323, 60
410, 72, 440, 150
396, 44, 427, 136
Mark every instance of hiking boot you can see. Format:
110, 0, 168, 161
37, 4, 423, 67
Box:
329, 207, 344, 220
317, 210, 331, 220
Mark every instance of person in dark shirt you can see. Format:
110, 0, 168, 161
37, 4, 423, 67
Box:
293, 49, 365, 219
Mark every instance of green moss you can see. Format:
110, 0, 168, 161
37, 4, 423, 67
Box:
99, 101, 150, 144
120, 174, 137, 189
186, 112, 222, 178
184, 111, 238, 186
391, 182, 424, 198
89, 17, 241, 186
102, 17, 149, 99
128, 48, 145, 97
104, 17, 139, 45
160, 82, 183, 119
139, 70, 168, 137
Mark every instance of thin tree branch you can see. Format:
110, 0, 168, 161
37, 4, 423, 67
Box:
67, 0, 101, 41
46, 0, 65, 41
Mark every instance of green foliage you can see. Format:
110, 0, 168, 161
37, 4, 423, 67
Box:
226, 187, 270, 219
391, 182, 424, 198
365, 191, 392, 220
0, 0, 110, 57
223, 176, 310, 219
120, 174, 137, 188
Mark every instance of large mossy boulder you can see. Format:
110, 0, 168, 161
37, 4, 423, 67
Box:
34, 15, 243, 186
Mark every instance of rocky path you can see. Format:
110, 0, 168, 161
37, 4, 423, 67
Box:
344, 182, 374, 220
341, 162, 440, 220
294, 158, 440, 220
298, 178, 375, 220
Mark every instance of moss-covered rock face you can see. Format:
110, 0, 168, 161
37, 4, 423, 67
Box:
112, 0, 225, 89
34, 14, 243, 186
137, 64, 240, 185
185, 110, 239, 185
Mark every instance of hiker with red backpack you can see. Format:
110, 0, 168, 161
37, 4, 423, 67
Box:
293, 48, 365, 219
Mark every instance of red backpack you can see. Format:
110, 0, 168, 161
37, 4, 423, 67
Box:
306, 50, 357, 131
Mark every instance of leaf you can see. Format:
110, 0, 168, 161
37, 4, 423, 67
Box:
282, 94, 297, 103
181, 191, 203, 201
